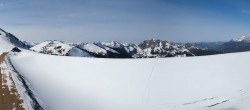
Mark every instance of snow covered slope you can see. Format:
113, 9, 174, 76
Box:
9, 50, 250, 110
0, 28, 28, 54
77, 43, 107, 56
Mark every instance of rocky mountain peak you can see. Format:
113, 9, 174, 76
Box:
138, 39, 171, 50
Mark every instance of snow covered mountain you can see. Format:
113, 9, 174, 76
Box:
0, 28, 29, 53
32, 39, 219, 58
31, 40, 92, 57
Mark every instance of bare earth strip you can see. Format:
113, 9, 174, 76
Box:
0, 53, 24, 110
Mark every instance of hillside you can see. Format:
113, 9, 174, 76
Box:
8, 50, 250, 110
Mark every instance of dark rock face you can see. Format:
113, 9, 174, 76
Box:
11, 47, 21, 52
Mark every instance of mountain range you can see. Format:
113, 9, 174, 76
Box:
29, 39, 223, 58
1, 28, 250, 58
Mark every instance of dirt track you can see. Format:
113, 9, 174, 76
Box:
0, 53, 24, 110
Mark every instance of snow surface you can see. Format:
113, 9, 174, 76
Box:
9, 50, 250, 110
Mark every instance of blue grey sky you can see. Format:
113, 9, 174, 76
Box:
1, 0, 250, 43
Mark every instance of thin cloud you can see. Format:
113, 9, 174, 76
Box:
0, 1, 20, 7
0, 3, 6, 8
241, 9, 250, 14
59, 13, 82, 18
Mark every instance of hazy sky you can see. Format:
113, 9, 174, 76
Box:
1, 0, 250, 43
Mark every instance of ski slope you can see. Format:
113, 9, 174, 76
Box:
9, 50, 250, 110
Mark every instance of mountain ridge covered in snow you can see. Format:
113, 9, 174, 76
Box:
1, 27, 250, 58
0, 28, 29, 53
